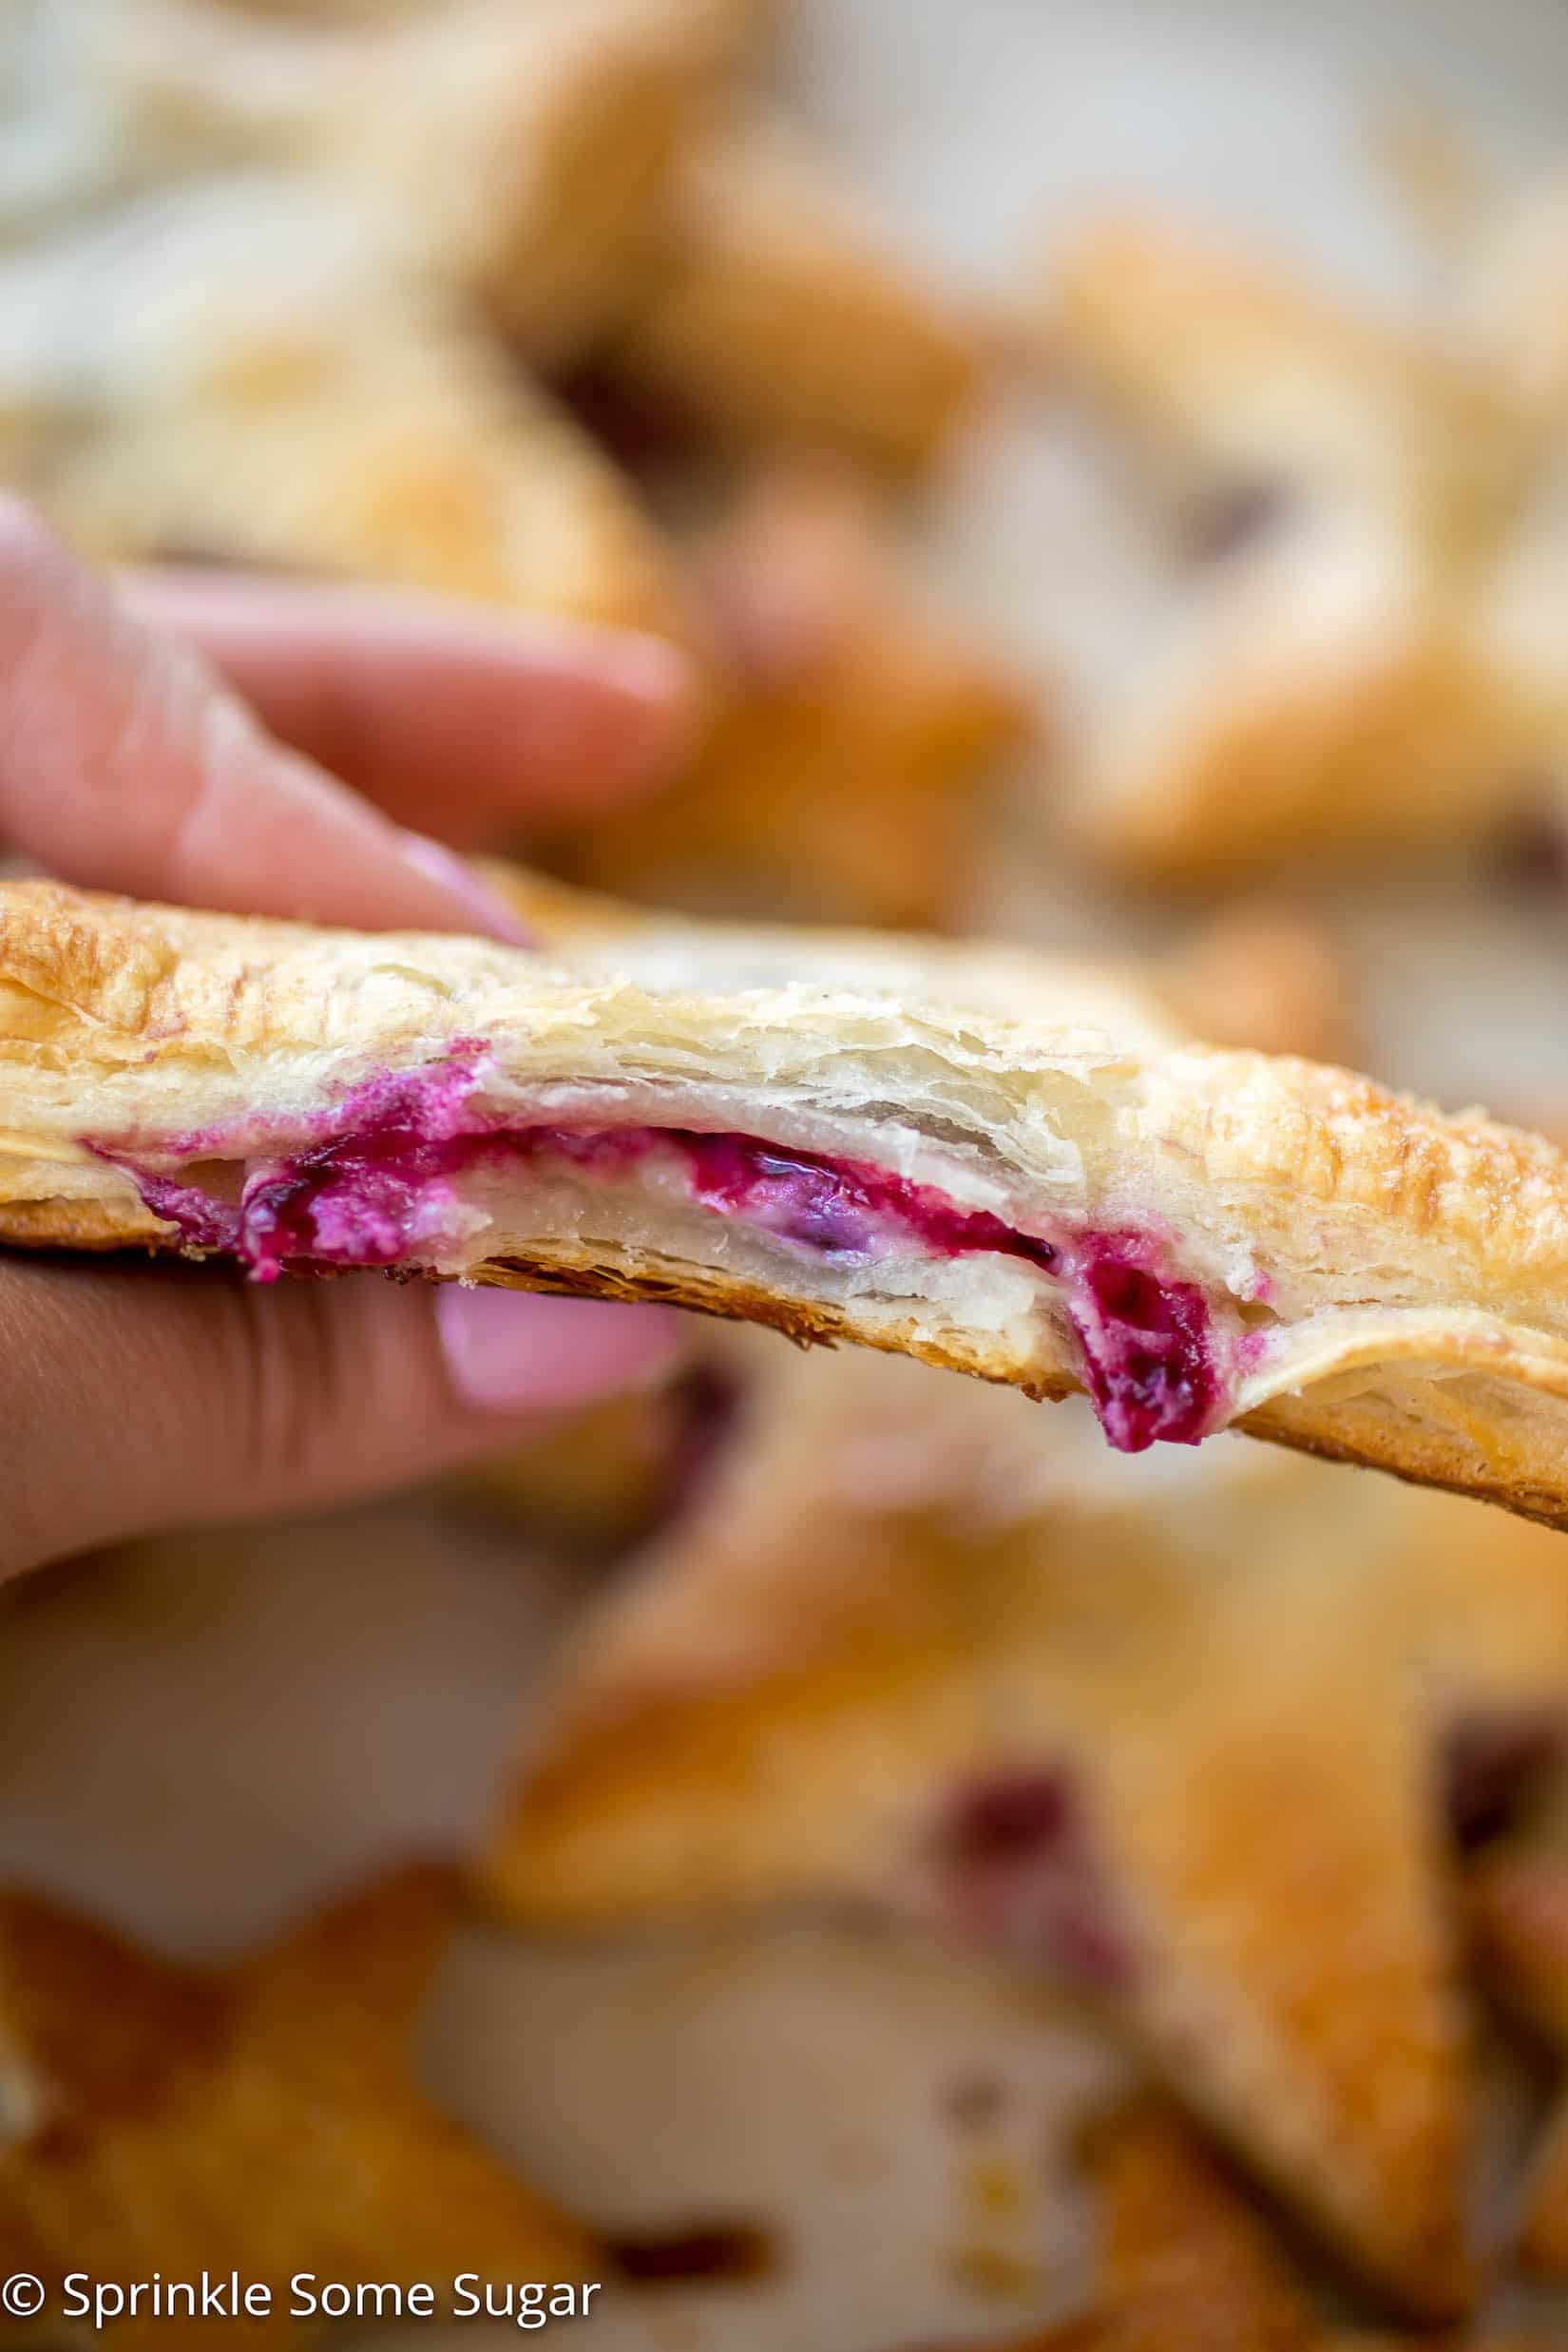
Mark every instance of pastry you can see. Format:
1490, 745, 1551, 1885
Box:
1, 0, 724, 372
602, 108, 980, 476
457, 1365, 741, 1555
488, 1333, 1568, 2306
1467, 1812, 1568, 2277
1464, 165, 1568, 430
1366, 98, 1498, 275
908, 2105, 1317, 2350
548, 471, 1032, 926
1054, 501, 1557, 883
456, 885, 1347, 1547
0, 1866, 601, 2342
908, 2108, 1557, 2346
1029, 215, 1559, 882
457, 888, 1350, 1544
1147, 902, 1355, 1067
1042, 214, 1522, 542
8, 875, 1568, 1515
0, 182, 692, 641
341, 0, 727, 368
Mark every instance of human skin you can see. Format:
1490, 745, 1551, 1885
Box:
0, 500, 693, 1578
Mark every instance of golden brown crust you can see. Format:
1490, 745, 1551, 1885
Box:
0, 177, 696, 645
8, 876, 1568, 1520
897, 2107, 1316, 2350
1469, 1849, 1568, 2046
7, 0, 729, 372
1466, 1845, 1568, 2278
0, 1867, 599, 2342
1153, 905, 1357, 1069
606, 108, 980, 475
456, 1380, 711, 1553
458, 889, 1346, 1544
343, 0, 728, 368
545, 472, 1032, 927
483, 1337, 1568, 2309
1026, 213, 1560, 884
1039, 212, 1524, 540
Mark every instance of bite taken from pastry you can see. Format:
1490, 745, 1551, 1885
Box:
7, 874, 1568, 1520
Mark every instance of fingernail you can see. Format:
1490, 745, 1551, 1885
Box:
551, 634, 701, 805
399, 832, 536, 946
603, 630, 700, 724
437, 1287, 685, 1415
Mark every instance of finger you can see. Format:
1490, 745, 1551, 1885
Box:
0, 1260, 685, 1581
0, 499, 528, 936
123, 566, 698, 844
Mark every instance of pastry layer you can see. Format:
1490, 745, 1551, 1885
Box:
8, 877, 1568, 1517
89, 1048, 1226, 1454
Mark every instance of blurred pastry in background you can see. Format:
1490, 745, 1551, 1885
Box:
459, 1362, 740, 1558
1468, 1781, 1568, 2281
328, 0, 732, 369
545, 470, 1033, 923
3, 0, 729, 372
0, 1, 1010, 916
1042, 213, 1520, 537
0, 182, 695, 641
1365, 96, 1500, 275
592, 107, 981, 480
1464, 163, 1568, 430
486, 1336, 1568, 2315
1458, 165, 1568, 859
908, 2103, 1320, 2351
1151, 900, 1356, 1065
0, 1864, 602, 2340
1024, 213, 1565, 884
0, 0, 745, 639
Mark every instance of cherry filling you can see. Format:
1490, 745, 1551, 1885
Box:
1069, 1244, 1220, 1453
93, 1052, 1224, 1454
98, 1055, 1064, 1283
932, 1769, 1135, 1994
1442, 1709, 1566, 1853
163, 1124, 1068, 1287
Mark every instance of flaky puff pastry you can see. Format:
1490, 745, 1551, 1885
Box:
488, 1335, 1568, 2309
602, 107, 980, 477
0, 1867, 601, 2343
547, 471, 1032, 927
457, 889, 1352, 1542
0, 181, 692, 641
8, 871, 1568, 1516
1029, 216, 1560, 882
1, 0, 728, 372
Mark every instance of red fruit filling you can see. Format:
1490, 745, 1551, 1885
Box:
1069, 1245, 1221, 1454
1443, 1709, 1566, 1853
932, 1769, 1135, 1993
92, 1049, 1225, 1454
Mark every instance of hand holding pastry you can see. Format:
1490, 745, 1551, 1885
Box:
0, 499, 689, 1578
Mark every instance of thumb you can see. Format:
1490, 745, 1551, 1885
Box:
0, 1261, 683, 1580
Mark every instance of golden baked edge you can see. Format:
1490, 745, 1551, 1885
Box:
3, 873, 1568, 1527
